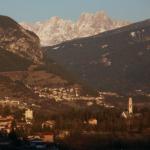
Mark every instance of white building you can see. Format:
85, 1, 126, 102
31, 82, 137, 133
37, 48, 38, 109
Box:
25, 109, 33, 124
42, 120, 56, 129
88, 118, 98, 126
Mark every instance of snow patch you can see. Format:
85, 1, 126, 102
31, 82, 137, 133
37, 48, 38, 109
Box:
101, 58, 112, 66
52, 46, 60, 50
101, 44, 108, 49
101, 53, 112, 66
130, 32, 136, 38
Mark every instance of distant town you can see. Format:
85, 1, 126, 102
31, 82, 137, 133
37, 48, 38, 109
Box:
0, 91, 149, 149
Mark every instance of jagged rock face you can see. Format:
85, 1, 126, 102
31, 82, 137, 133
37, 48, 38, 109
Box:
0, 15, 42, 63
20, 11, 129, 46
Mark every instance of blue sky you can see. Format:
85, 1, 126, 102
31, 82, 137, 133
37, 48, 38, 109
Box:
0, 0, 149, 22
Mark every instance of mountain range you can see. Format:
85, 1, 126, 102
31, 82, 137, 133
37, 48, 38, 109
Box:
20, 11, 129, 46
0, 14, 150, 101
44, 19, 150, 96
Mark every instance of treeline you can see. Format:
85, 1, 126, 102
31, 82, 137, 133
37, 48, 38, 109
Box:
0, 103, 149, 136
33, 106, 150, 134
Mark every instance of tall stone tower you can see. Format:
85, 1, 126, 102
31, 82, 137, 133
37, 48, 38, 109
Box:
128, 97, 133, 114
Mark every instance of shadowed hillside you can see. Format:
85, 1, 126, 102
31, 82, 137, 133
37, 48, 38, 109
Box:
44, 19, 150, 95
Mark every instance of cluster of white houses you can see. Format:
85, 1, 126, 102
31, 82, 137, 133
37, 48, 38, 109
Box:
0, 97, 28, 109
33, 87, 80, 101
33, 87, 116, 108
33, 87, 108, 103
0, 97, 41, 110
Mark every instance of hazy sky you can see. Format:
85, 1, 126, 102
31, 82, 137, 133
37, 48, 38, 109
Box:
0, 0, 149, 22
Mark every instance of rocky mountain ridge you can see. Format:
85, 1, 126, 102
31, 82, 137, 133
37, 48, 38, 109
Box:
20, 11, 129, 46
0, 15, 42, 63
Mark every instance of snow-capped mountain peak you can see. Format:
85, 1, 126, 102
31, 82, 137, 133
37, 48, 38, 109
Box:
20, 11, 129, 46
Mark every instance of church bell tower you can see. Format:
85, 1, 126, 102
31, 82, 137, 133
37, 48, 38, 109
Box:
128, 97, 133, 114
